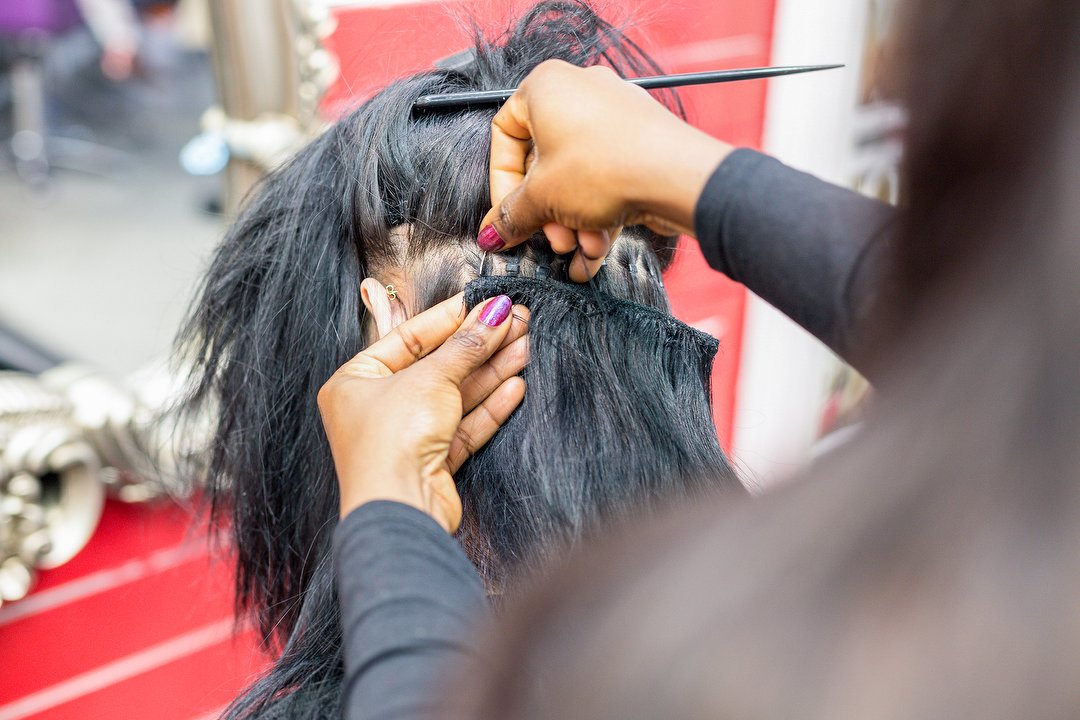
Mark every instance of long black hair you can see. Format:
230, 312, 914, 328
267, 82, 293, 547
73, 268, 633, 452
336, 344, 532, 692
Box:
460, 275, 737, 586
177, 3, 739, 716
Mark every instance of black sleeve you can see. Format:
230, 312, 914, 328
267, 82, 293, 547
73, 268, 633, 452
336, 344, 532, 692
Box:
693, 148, 895, 364
334, 501, 488, 720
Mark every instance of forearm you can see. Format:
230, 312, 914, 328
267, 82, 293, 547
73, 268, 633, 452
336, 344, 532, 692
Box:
693, 149, 895, 367
75, 0, 140, 52
335, 501, 488, 720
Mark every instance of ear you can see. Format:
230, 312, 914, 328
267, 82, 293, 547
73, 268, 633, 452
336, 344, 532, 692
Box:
360, 277, 408, 339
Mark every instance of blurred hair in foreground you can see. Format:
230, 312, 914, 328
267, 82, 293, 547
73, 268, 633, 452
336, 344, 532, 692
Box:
453, 0, 1080, 718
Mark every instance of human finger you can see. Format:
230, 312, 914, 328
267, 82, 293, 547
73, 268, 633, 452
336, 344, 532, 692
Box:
543, 222, 578, 254
481, 90, 545, 253
568, 228, 613, 282
460, 334, 529, 414
428, 472, 464, 533
478, 175, 551, 252
459, 305, 529, 412
425, 296, 519, 385
348, 293, 466, 374
489, 90, 533, 207
496, 304, 530, 351
447, 376, 526, 474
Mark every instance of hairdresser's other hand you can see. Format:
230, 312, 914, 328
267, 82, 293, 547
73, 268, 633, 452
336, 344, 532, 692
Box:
318, 293, 529, 532
479, 59, 733, 282
100, 44, 137, 82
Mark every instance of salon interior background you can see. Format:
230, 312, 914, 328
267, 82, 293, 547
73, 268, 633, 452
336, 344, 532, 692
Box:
0, 0, 899, 718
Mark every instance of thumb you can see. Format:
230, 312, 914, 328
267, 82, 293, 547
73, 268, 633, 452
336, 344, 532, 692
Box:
478, 179, 550, 252
427, 295, 516, 385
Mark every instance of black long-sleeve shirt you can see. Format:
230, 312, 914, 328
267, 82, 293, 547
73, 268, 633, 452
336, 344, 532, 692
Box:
335, 502, 487, 719
694, 148, 894, 361
335, 149, 895, 719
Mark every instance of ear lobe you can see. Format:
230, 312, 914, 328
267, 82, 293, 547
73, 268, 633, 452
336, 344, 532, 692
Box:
360, 277, 408, 339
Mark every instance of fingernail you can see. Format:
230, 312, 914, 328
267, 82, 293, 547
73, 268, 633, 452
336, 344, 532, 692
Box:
477, 225, 505, 252
479, 295, 513, 327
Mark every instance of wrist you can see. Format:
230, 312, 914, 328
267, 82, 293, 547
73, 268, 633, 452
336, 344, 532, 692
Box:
337, 464, 455, 533
337, 458, 421, 515
631, 125, 733, 236
340, 487, 448, 528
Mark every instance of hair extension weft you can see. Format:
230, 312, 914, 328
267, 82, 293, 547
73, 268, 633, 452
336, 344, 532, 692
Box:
459, 277, 740, 585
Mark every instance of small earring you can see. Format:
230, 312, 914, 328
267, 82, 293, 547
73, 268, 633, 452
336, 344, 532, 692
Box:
385, 285, 398, 300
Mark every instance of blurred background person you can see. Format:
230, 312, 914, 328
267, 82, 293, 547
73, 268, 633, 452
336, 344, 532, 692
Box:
75, 0, 141, 81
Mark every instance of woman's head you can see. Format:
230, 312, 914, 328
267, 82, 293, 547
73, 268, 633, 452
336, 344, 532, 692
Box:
178, 2, 740, 715
284, 2, 684, 340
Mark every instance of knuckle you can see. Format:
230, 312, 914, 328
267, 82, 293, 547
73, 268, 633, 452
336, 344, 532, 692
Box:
535, 58, 566, 77
498, 201, 520, 237
530, 59, 575, 90
458, 374, 479, 402
472, 403, 504, 441
587, 64, 618, 78
476, 401, 498, 427
472, 363, 500, 394
454, 426, 479, 459
451, 327, 489, 355
395, 324, 426, 362
508, 336, 530, 367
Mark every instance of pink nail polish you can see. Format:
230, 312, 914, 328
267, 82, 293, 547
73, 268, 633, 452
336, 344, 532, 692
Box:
479, 295, 513, 327
477, 225, 505, 252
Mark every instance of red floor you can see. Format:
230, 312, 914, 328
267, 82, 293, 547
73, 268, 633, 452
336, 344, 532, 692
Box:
0, 501, 267, 720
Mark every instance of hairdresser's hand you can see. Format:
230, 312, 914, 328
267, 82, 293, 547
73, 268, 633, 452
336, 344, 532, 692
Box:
479, 59, 733, 282
318, 293, 529, 532
100, 45, 136, 82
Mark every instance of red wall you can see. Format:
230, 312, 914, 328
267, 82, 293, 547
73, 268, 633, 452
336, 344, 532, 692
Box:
324, 0, 775, 446
0, 2, 773, 718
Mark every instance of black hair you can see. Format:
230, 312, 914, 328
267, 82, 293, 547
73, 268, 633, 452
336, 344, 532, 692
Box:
460, 276, 740, 585
176, 3, 738, 716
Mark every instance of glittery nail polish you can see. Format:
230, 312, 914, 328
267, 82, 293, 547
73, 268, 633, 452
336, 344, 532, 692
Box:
479, 295, 513, 327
